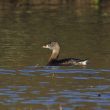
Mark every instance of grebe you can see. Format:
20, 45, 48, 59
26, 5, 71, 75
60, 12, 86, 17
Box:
43, 42, 88, 66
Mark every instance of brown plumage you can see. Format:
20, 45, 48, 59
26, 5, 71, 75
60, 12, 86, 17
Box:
43, 42, 88, 66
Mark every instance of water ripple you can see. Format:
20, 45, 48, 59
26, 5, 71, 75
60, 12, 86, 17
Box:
0, 66, 110, 110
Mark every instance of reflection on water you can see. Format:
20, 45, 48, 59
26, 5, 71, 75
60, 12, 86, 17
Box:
0, 2, 110, 68
0, 1, 110, 110
0, 66, 110, 110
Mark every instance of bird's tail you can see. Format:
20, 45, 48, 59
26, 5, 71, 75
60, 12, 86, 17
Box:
80, 60, 88, 66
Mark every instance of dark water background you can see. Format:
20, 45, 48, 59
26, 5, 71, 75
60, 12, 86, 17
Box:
0, 0, 110, 110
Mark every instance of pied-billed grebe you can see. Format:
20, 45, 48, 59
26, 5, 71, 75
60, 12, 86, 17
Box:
43, 42, 88, 66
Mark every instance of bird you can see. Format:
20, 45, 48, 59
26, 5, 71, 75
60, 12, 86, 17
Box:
43, 41, 88, 66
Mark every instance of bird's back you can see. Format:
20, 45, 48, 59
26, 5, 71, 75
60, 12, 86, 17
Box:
47, 58, 88, 66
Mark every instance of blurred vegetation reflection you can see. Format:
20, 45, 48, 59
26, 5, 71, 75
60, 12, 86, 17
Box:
0, 0, 110, 68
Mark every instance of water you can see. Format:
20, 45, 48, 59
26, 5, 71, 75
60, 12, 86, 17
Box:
0, 1, 110, 110
0, 66, 110, 110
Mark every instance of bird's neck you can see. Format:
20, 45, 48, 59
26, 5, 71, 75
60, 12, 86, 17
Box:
48, 48, 60, 64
